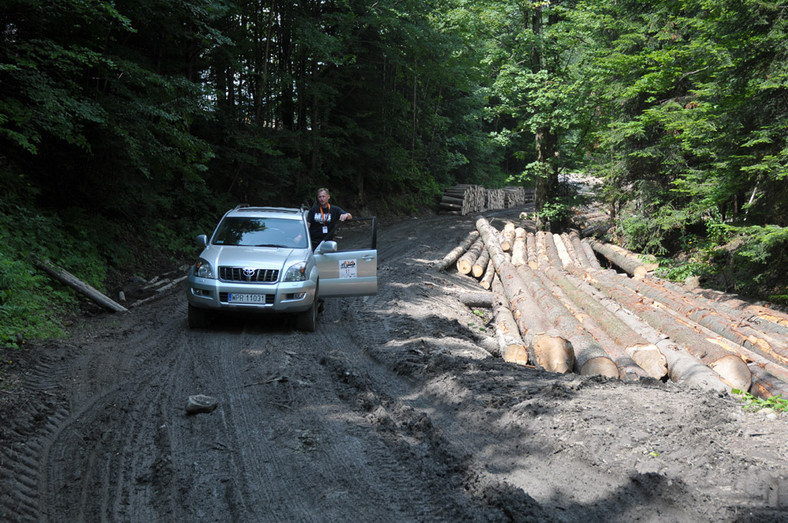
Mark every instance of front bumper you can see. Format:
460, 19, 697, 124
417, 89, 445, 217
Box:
186, 273, 316, 313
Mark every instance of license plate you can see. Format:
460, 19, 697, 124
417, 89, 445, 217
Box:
228, 293, 268, 303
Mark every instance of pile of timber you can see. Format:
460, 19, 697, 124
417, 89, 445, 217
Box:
502, 186, 531, 207
438, 219, 788, 400
485, 189, 505, 210
439, 184, 486, 215
439, 184, 533, 214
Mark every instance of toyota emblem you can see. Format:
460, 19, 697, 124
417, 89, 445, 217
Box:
243, 268, 256, 280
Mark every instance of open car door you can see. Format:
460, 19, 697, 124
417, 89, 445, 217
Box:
314, 217, 377, 297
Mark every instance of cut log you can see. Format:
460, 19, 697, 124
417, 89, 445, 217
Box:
435, 231, 480, 271
35, 259, 128, 313
472, 248, 491, 278
586, 238, 649, 279
480, 260, 495, 290
515, 263, 619, 378
565, 267, 729, 391
679, 285, 788, 337
511, 227, 527, 267
572, 267, 751, 390
492, 276, 528, 365
539, 266, 665, 380
748, 363, 788, 399
535, 266, 648, 381
607, 244, 658, 272
580, 238, 603, 270
457, 238, 485, 275
552, 233, 574, 268
526, 233, 539, 269
567, 230, 594, 268
539, 231, 567, 271
622, 276, 788, 367
475, 217, 574, 373
500, 222, 516, 252
454, 291, 493, 308
659, 343, 730, 394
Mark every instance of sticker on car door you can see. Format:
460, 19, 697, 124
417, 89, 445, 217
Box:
339, 259, 357, 278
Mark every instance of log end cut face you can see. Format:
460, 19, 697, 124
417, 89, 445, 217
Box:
533, 335, 575, 374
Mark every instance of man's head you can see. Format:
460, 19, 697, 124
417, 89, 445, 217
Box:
317, 188, 330, 207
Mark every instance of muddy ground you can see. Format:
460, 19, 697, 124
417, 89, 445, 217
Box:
1, 208, 788, 522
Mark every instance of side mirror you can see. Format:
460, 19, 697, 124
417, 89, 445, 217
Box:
316, 241, 338, 253
195, 234, 207, 249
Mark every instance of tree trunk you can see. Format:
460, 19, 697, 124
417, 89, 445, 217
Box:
620, 276, 788, 367
472, 248, 491, 278
35, 260, 128, 313
587, 238, 648, 279
516, 264, 619, 378
575, 267, 751, 390
434, 231, 479, 271
492, 276, 529, 365
457, 238, 485, 275
476, 217, 574, 373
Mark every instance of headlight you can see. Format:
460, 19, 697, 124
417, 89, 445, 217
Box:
283, 262, 307, 282
194, 258, 214, 279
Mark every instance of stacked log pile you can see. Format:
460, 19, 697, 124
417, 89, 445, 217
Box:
503, 186, 531, 207
439, 185, 533, 214
439, 184, 486, 215
485, 189, 505, 210
438, 217, 788, 400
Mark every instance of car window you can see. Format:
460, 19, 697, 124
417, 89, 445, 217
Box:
330, 217, 376, 251
212, 217, 308, 248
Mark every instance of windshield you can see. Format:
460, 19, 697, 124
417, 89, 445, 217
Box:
211, 217, 308, 248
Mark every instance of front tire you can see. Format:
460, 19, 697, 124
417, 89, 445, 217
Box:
295, 284, 318, 332
188, 304, 212, 329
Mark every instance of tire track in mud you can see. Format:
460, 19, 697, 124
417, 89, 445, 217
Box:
38, 313, 186, 522
315, 310, 549, 521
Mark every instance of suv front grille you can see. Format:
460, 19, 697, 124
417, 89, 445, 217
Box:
219, 266, 279, 283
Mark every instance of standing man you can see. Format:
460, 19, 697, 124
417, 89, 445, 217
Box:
307, 188, 352, 250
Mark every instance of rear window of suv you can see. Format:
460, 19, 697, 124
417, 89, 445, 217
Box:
212, 217, 308, 249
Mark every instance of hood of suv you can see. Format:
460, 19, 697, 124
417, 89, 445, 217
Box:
201, 245, 309, 270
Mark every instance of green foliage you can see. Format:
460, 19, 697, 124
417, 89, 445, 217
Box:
732, 389, 788, 413
707, 224, 788, 298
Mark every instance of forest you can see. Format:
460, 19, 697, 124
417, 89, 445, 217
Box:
1, 0, 787, 346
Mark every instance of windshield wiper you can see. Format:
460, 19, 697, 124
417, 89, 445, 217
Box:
254, 243, 290, 248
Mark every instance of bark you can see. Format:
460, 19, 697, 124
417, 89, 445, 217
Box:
586, 238, 648, 279
516, 263, 619, 378
476, 217, 574, 373
457, 238, 485, 275
472, 248, 491, 278
573, 267, 751, 391
480, 260, 495, 290
492, 276, 529, 365
35, 260, 128, 313
434, 231, 479, 271
511, 227, 527, 267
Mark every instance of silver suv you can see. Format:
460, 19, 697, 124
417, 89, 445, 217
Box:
186, 205, 377, 331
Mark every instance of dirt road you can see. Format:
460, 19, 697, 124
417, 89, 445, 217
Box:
2, 210, 788, 522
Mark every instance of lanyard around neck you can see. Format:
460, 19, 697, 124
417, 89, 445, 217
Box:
319, 203, 330, 223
